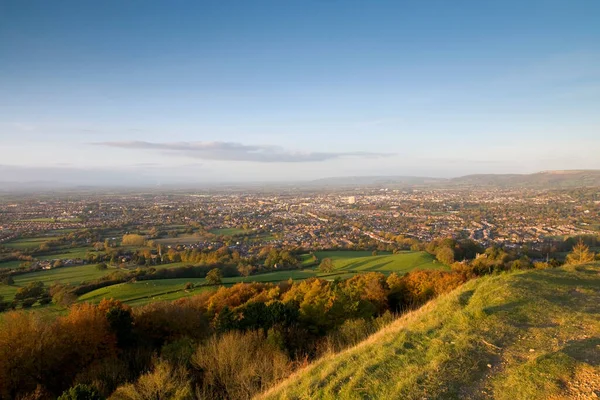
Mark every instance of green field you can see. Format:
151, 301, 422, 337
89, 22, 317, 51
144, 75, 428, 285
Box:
17, 217, 82, 223
314, 250, 445, 274
209, 227, 252, 236
262, 263, 600, 400
0, 264, 114, 301
79, 279, 216, 307
155, 235, 200, 245
38, 247, 93, 260
0, 261, 22, 270
1, 250, 445, 309
78, 267, 361, 306
78, 251, 442, 306
3, 237, 60, 249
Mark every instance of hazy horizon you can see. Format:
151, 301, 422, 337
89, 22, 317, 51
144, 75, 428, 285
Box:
2, 1, 600, 184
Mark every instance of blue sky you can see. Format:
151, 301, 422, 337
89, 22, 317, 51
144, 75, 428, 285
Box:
1, 0, 599, 184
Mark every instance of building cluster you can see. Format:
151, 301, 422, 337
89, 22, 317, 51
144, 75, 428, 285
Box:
1, 187, 599, 251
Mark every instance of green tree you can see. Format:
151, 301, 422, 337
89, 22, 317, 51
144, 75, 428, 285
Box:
436, 247, 455, 265
1, 276, 14, 285
206, 268, 222, 285
0, 295, 8, 312
96, 262, 108, 271
14, 281, 46, 302
58, 384, 104, 400
319, 258, 334, 273
565, 240, 595, 265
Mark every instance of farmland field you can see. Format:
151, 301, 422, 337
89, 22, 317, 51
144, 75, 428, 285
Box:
0, 261, 21, 270
1, 250, 445, 308
78, 251, 444, 306
3, 237, 60, 249
17, 217, 82, 223
0, 264, 114, 301
79, 279, 217, 306
78, 270, 353, 307
314, 251, 445, 274
37, 247, 93, 260
155, 235, 201, 246
209, 227, 252, 236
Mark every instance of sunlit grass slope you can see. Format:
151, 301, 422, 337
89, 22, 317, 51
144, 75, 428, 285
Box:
324, 251, 444, 273
260, 263, 600, 400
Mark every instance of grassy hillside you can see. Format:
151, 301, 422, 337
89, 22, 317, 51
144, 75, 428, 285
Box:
260, 264, 600, 400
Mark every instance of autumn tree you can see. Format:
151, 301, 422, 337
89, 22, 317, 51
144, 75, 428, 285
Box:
121, 234, 145, 247
206, 268, 222, 285
565, 239, 595, 265
110, 362, 191, 400
436, 246, 455, 265
319, 258, 334, 273
237, 264, 256, 277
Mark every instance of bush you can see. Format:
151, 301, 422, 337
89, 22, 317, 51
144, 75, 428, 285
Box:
96, 263, 108, 271
110, 361, 191, 400
192, 330, 291, 399
160, 338, 196, 367
1, 276, 14, 285
58, 384, 104, 400
21, 298, 37, 308
325, 318, 374, 353
0, 295, 8, 312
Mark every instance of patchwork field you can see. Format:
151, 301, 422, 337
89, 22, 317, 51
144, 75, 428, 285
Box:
1, 246, 445, 308
78, 251, 443, 306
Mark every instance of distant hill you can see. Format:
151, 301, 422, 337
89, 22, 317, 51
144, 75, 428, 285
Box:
450, 170, 600, 188
313, 170, 600, 189
310, 175, 446, 186
260, 263, 600, 399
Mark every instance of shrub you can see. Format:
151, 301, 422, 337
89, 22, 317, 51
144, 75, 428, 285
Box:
58, 384, 104, 400
191, 330, 291, 399
1, 276, 14, 285
110, 361, 191, 400
96, 263, 108, 271
206, 268, 222, 285
160, 338, 196, 367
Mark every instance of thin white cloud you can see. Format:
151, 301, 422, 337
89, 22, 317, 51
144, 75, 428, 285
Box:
92, 140, 394, 163
13, 122, 36, 131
